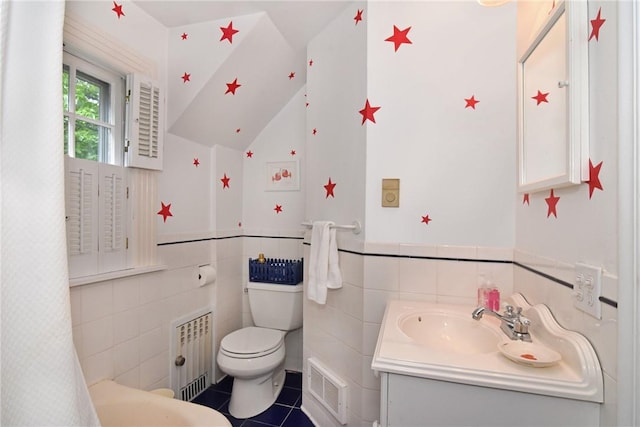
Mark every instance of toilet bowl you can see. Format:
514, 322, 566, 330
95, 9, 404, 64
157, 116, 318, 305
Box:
216, 282, 303, 419
217, 327, 286, 418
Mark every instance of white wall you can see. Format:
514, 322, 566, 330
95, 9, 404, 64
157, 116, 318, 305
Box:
514, 1, 619, 425
302, 2, 517, 426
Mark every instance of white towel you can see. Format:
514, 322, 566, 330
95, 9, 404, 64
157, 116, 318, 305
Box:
308, 221, 343, 304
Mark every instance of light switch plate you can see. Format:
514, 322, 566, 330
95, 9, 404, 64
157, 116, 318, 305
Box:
573, 262, 602, 319
382, 179, 400, 207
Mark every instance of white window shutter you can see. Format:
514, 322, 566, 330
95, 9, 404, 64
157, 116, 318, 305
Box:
65, 157, 99, 278
125, 73, 164, 171
98, 163, 128, 273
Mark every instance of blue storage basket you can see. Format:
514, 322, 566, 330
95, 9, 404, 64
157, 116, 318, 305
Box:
249, 258, 303, 285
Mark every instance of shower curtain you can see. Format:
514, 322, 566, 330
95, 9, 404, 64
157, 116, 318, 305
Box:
1, 1, 100, 425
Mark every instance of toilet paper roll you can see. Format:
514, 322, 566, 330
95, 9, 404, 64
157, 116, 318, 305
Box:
198, 265, 217, 287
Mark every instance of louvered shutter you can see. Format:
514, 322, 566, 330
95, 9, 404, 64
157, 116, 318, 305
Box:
98, 163, 128, 273
125, 73, 164, 171
65, 157, 99, 278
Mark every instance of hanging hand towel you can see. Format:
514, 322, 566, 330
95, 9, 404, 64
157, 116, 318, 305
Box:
308, 221, 343, 304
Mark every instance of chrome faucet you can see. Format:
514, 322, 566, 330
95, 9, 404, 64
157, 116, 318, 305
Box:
472, 305, 532, 342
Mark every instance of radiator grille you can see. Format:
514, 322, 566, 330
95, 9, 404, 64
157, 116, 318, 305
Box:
307, 357, 347, 424
173, 312, 212, 401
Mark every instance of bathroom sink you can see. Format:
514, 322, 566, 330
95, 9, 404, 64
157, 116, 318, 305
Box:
398, 310, 501, 355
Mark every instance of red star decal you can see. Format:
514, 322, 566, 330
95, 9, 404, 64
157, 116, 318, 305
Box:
421, 215, 432, 225
220, 21, 239, 43
523, 193, 530, 205
288, 72, 295, 80
181, 72, 191, 83
274, 204, 283, 214
545, 189, 560, 218
112, 1, 125, 18
193, 158, 200, 167
532, 90, 549, 105
309, 59, 314, 67
354, 9, 363, 25
587, 159, 604, 199
220, 173, 230, 189
157, 202, 172, 222
181, 33, 188, 40
359, 99, 381, 124
246, 150, 254, 158
324, 178, 336, 198
312, 128, 318, 135
225, 78, 241, 95
589, 8, 606, 42
236, 128, 241, 133
290, 150, 296, 156
465, 95, 480, 109
385, 25, 412, 52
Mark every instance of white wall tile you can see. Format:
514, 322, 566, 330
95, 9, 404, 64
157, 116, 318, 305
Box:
398, 258, 437, 295
113, 338, 139, 376
363, 256, 399, 291
139, 350, 169, 390
81, 282, 113, 323
113, 276, 140, 313
81, 315, 114, 357
139, 327, 165, 363
113, 308, 139, 344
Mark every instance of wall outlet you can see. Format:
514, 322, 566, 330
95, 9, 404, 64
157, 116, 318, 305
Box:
573, 262, 602, 319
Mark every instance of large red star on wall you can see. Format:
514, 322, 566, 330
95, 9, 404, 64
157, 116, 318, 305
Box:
545, 189, 560, 218
220, 173, 230, 189
324, 178, 336, 198
421, 214, 432, 225
220, 21, 239, 43
112, 1, 125, 18
157, 202, 172, 222
181, 33, 188, 40
532, 90, 549, 105
354, 9, 363, 25
588, 159, 604, 199
225, 78, 241, 95
385, 25, 412, 51
181, 72, 191, 83
589, 8, 606, 41
274, 204, 283, 214
359, 99, 381, 124
246, 150, 254, 158
465, 95, 480, 109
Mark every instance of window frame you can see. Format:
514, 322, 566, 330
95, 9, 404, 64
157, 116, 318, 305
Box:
63, 51, 125, 166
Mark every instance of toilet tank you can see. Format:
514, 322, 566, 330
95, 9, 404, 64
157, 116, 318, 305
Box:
247, 282, 303, 331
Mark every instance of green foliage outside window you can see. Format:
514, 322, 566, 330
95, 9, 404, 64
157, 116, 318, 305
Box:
63, 67, 110, 161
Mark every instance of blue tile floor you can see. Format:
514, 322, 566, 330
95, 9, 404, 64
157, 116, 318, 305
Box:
192, 371, 315, 427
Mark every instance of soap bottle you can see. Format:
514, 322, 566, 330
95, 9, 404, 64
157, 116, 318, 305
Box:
477, 274, 490, 308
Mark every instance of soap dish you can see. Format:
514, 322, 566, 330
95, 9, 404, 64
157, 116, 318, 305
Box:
498, 341, 561, 367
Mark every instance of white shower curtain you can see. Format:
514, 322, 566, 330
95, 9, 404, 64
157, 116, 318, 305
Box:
1, 1, 100, 425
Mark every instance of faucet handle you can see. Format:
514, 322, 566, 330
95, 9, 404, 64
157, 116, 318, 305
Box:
504, 305, 514, 317
514, 317, 530, 334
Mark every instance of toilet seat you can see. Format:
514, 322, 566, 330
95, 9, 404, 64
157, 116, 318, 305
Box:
220, 327, 284, 359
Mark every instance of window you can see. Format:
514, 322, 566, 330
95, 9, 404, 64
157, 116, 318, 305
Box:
63, 52, 124, 166
63, 53, 128, 279
63, 52, 164, 282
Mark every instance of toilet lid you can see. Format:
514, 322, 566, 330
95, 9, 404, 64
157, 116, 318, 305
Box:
221, 327, 284, 358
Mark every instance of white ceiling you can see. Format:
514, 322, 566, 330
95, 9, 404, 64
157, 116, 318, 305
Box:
133, 1, 352, 51
132, 1, 352, 149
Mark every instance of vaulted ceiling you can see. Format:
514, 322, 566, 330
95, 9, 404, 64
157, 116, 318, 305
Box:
133, 1, 352, 150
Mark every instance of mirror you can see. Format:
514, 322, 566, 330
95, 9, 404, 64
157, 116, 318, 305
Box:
517, 0, 589, 193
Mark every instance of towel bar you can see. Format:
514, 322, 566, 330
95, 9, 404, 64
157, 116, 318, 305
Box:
301, 220, 362, 235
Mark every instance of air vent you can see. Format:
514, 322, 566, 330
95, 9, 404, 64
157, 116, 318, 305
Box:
307, 357, 347, 424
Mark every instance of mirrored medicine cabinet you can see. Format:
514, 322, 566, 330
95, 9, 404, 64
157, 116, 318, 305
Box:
517, 0, 590, 193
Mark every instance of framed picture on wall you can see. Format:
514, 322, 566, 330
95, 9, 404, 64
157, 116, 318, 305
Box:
265, 160, 300, 191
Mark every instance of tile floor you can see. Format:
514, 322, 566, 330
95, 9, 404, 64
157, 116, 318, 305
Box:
192, 371, 315, 427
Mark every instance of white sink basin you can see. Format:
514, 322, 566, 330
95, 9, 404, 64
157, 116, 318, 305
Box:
372, 296, 603, 404
398, 310, 501, 355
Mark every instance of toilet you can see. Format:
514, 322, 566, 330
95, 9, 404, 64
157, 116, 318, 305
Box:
217, 281, 303, 419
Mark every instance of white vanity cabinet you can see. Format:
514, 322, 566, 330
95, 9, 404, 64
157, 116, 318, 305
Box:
378, 371, 599, 427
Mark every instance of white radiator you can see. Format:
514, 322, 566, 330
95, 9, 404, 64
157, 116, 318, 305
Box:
171, 311, 213, 401
307, 357, 348, 424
